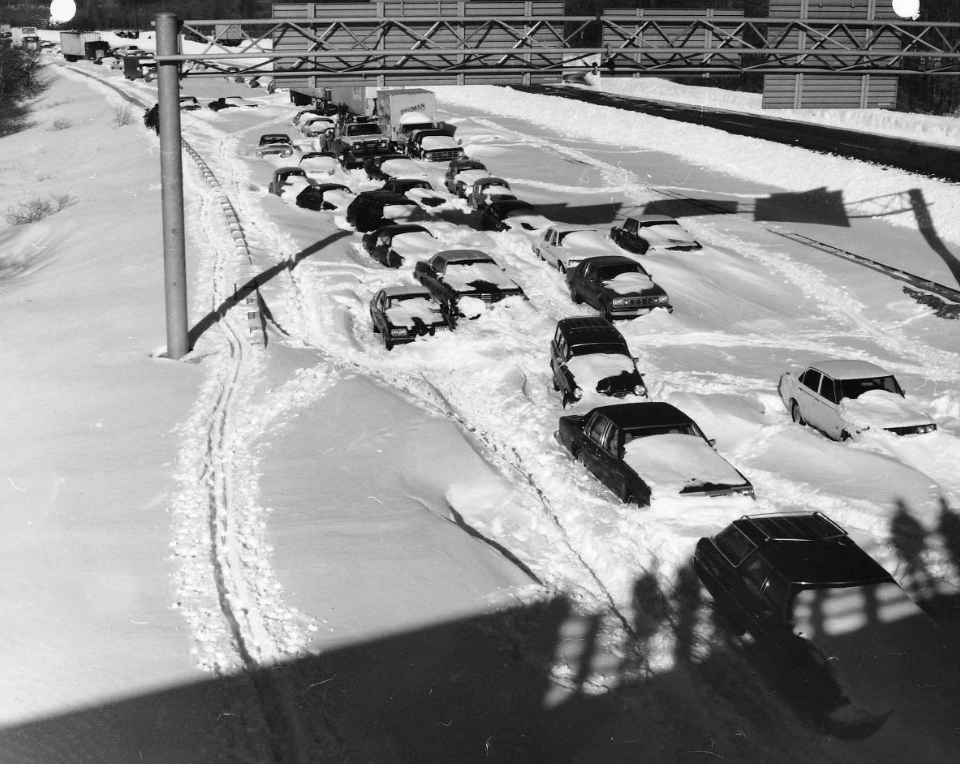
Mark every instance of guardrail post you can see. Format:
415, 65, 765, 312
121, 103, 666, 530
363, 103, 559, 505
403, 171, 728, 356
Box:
156, 12, 189, 360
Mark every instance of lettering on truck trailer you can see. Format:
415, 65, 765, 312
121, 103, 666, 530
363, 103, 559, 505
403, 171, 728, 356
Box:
399, 103, 428, 114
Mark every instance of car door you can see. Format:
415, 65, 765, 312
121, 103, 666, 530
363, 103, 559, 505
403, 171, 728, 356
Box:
593, 423, 627, 498
795, 368, 825, 430
578, 266, 603, 307
579, 413, 610, 479
815, 374, 844, 439
550, 328, 568, 394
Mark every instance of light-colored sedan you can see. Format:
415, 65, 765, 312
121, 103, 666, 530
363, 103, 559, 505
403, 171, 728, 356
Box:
533, 226, 623, 273
778, 359, 937, 440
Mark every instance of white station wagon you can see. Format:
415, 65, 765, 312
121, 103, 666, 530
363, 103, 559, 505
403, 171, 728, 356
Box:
778, 359, 937, 440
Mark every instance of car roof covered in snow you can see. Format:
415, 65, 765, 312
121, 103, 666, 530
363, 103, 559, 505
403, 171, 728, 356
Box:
590, 402, 695, 429
806, 359, 891, 380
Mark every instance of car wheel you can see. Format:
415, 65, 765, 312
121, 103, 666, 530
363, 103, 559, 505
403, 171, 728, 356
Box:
790, 400, 805, 427
383, 336, 393, 351
570, 286, 582, 305
600, 302, 613, 321
840, 430, 851, 442
558, 263, 566, 274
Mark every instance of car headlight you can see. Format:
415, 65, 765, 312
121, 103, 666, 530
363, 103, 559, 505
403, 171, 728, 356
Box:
634, 384, 647, 397
611, 298, 629, 307
572, 387, 583, 401
655, 295, 668, 304
390, 328, 408, 337
917, 423, 938, 434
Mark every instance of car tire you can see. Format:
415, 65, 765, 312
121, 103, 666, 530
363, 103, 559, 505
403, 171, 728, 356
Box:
790, 400, 805, 427
600, 302, 613, 321
840, 430, 851, 442
558, 263, 566, 274
383, 336, 393, 351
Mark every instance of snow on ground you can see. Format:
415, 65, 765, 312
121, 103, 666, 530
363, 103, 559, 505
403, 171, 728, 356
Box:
4, 48, 960, 761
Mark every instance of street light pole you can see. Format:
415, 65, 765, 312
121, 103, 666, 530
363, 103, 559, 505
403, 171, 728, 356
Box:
156, 12, 189, 360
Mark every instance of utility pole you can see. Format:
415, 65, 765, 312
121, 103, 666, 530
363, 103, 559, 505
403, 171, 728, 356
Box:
156, 12, 189, 360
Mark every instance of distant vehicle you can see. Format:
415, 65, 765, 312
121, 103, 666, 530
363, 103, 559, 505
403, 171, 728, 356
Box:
610, 215, 702, 254
268, 167, 314, 196
111, 44, 141, 59
550, 317, 648, 407
556, 402, 755, 505
479, 199, 552, 233
566, 255, 672, 320
380, 179, 445, 208
467, 176, 514, 210
361, 224, 438, 269
300, 115, 336, 137
363, 153, 429, 182
444, 158, 489, 195
346, 190, 423, 232
207, 97, 238, 112
295, 183, 355, 212
60, 31, 108, 62
222, 96, 258, 109
292, 108, 324, 125
694, 511, 946, 738
406, 126, 464, 162
413, 249, 525, 323
778, 360, 937, 441
256, 134, 296, 159
376, 88, 437, 149
179, 95, 200, 111
369, 285, 451, 350
533, 226, 620, 273
297, 151, 338, 178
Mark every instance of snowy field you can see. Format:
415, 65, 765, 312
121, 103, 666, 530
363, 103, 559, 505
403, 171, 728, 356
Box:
3, 48, 960, 762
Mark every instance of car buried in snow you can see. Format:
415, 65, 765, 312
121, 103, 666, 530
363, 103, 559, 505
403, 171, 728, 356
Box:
479, 199, 552, 233
778, 359, 937, 441
256, 133, 296, 159
555, 402, 755, 506
550, 317, 647, 408
295, 183, 355, 212
534, 226, 622, 273
444, 158, 489, 195
566, 255, 672, 320
179, 95, 200, 111
361, 224, 438, 268
369, 285, 451, 350
380, 178, 446, 208
693, 511, 951, 739
268, 167, 316, 197
413, 249, 525, 323
346, 190, 423, 232
300, 115, 336, 137
297, 151, 339, 179
466, 176, 515, 210
363, 153, 430, 182
609, 215, 702, 254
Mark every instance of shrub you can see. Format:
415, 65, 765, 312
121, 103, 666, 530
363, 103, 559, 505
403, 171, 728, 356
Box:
112, 103, 134, 127
3, 193, 76, 226
48, 117, 72, 131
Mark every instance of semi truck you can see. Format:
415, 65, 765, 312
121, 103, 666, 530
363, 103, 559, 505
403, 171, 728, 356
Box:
11, 26, 39, 49
60, 31, 110, 62
376, 88, 437, 150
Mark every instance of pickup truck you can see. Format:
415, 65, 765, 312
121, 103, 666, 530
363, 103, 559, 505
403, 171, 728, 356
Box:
333, 121, 392, 168
556, 402, 754, 506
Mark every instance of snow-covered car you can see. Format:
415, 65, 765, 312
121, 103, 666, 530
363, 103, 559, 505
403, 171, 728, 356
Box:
413, 249, 525, 323
346, 190, 423, 232
334, 122, 392, 167
179, 95, 200, 111
467, 176, 514, 210
557, 402, 754, 505
444, 158, 489, 195
222, 96, 258, 109
364, 153, 430, 182
369, 285, 452, 350
610, 215, 702, 254
207, 97, 237, 112
778, 359, 937, 441
256, 133, 296, 159
295, 183, 355, 212
300, 115, 336, 137
479, 199, 552, 232
550, 317, 647, 408
533, 226, 621, 273
406, 127, 464, 162
362, 224, 438, 268
694, 511, 946, 738
268, 167, 314, 197
566, 255, 672, 320
297, 151, 339, 179
380, 178, 445, 208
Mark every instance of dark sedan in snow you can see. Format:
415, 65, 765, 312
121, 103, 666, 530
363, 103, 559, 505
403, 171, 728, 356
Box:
346, 190, 423, 232
268, 167, 314, 196
610, 215, 702, 254
361, 224, 438, 268
380, 178, 446, 208
556, 402, 754, 506
369, 285, 451, 349
295, 183, 355, 212
256, 133, 296, 159
479, 199, 552, 232
566, 255, 672, 320
444, 158, 488, 195
550, 317, 647, 407
413, 249, 525, 323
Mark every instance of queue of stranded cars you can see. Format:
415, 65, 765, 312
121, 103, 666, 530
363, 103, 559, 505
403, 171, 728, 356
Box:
244, 93, 948, 736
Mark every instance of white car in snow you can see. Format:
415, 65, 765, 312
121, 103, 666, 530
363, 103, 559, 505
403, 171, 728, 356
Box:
778, 359, 937, 440
610, 215, 702, 254
533, 226, 624, 273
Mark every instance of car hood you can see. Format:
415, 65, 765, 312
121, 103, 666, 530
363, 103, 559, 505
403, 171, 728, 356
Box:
300, 158, 337, 176
641, 224, 700, 249
382, 203, 420, 221
380, 160, 428, 178
623, 434, 748, 498
839, 390, 934, 430
602, 272, 655, 294
420, 135, 459, 151
444, 262, 520, 292
385, 298, 446, 328
566, 353, 639, 395
320, 189, 355, 209
390, 232, 439, 260
457, 170, 489, 187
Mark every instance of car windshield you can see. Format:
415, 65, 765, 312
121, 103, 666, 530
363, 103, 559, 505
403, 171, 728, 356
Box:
571, 342, 627, 357
838, 375, 902, 400
262, 136, 289, 144
640, 219, 679, 228
623, 423, 699, 445
347, 124, 381, 136
595, 264, 642, 280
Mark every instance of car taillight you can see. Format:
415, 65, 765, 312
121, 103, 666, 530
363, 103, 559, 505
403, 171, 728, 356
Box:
390, 328, 408, 337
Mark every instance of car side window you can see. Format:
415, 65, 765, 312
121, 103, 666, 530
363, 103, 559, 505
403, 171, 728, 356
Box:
741, 557, 770, 598
585, 415, 609, 447
624, 219, 637, 234
715, 527, 755, 566
819, 375, 838, 404
800, 369, 822, 394
556, 334, 568, 360
601, 424, 620, 456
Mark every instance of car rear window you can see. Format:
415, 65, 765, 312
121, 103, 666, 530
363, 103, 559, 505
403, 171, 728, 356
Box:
715, 526, 755, 566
